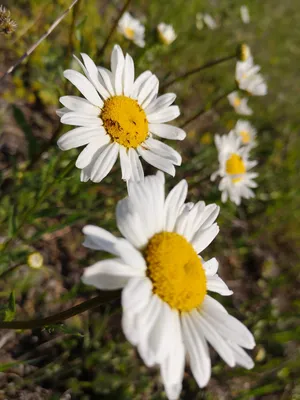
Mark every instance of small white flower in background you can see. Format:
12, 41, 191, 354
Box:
203, 13, 218, 30
234, 120, 257, 148
82, 172, 255, 400
240, 5, 250, 24
157, 23, 177, 45
228, 91, 253, 115
117, 12, 145, 48
238, 43, 252, 62
195, 13, 204, 30
27, 252, 43, 269
57, 45, 186, 183
236, 58, 267, 96
196, 13, 217, 30
211, 131, 258, 205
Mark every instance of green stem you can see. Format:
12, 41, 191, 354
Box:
1, 159, 74, 253
97, 0, 132, 58
180, 89, 234, 129
0, 291, 119, 330
161, 54, 236, 91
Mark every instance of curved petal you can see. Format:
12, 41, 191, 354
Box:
164, 179, 188, 231
147, 106, 180, 124
145, 137, 181, 166
138, 147, 175, 176
63, 69, 103, 107
149, 123, 186, 140
90, 142, 119, 182
59, 96, 100, 115
82, 258, 143, 289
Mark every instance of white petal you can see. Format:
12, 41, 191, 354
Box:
145, 137, 181, 166
57, 127, 103, 150
195, 312, 236, 367
56, 107, 70, 117
128, 148, 144, 182
149, 123, 186, 140
182, 312, 211, 388
201, 298, 255, 349
131, 71, 152, 99
147, 106, 180, 123
137, 74, 158, 106
76, 136, 110, 168
207, 275, 233, 296
63, 69, 103, 107
122, 277, 152, 315
164, 179, 188, 231
161, 311, 185, 400
82, 225, 118, 254
122, 310, 139, 345
138, 147, 176, 176
113, 238, 146, 271
61, 112, 102, 127
112, 45, 125, 95
116, 199, 148, 248
80, 53, 111, 99
90, 142, 119, 182
98, 67, 115, 96
145, 93, 176, 115
203, 258, 219, 276
59, 96, 100, 115
228, 341, 254, 369
191, 223, 219, 254
119, 146, 132, 181
82, 258, 142, 290
123, 53, 135, 96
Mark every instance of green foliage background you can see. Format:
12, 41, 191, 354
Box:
0, 0, 299, 398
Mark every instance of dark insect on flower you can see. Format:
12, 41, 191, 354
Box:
0, 5, 17, 35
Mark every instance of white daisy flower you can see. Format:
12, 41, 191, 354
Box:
234, 119, 257, 148
211, 131, 258, 205
240, 5, 250, 24
236, 58, 267, 96
157, 23, 177, 45
82, 172, 255, 399
117, 12, 145, 48
228, 91, 253, 115
57, 45, 186, 183
203, 13, 218, 30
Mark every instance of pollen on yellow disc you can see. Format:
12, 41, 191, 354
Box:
145, 232, 207, 312
226, 153, 246, 177
240, 130, 250, 144
101, 96, 148, 148
125, 27, 135, 39
233, 97, 241, 107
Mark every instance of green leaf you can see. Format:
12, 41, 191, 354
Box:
12, 105, 38, 160
0, 291, 16, 322
44, 323, 83, 337
4, 291, 16, 321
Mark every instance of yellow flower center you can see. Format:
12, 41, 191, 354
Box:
233, 97, 241, 107
145, 232, 207, 312
226, 153, 246, 183
240, 130, 250, 144
125, 27, 135, 39
240, 44, 250, 61
101, 95, 148, 148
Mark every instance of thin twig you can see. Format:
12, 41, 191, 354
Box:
0, 0, 79, 83
161, 54, 236, 91
97, 0, 132, 58
180, 89, 234, 129
0, 292, 119, 330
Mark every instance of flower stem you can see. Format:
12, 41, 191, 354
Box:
0, 291, 119, 330
180, 89, 234, 129
161, 54, 236, 91
97, 0, 132, 58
